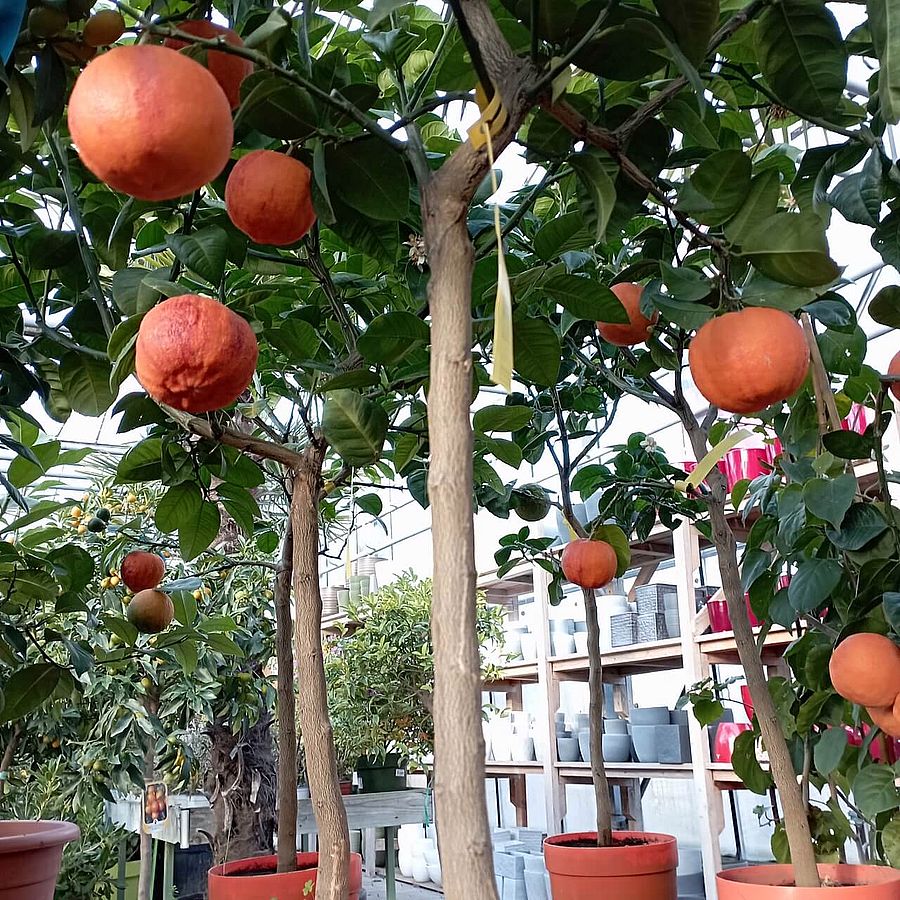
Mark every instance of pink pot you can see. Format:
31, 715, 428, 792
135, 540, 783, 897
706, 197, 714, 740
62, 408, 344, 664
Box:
0, 820, 80, 900
707, 596, 760, 633
723, 448, 772, 491
842, 404, 869, 435
741, 686, 754, 723
680, 460, 728, 489
713, 722, 751, 763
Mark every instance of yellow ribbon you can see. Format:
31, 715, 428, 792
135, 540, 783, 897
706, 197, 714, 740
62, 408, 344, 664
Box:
675, 429, 751, 493
468, 84, 508, 148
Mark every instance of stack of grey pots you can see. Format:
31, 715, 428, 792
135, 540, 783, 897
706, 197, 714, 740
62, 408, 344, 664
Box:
629, 706, 692, 764
549, 618, 576, 656
554, 711, 581, 762
634, 584, 678, 641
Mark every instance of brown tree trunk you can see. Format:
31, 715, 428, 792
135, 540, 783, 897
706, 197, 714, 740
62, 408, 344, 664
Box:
583, 588, 613, 845
291, 448, 349, 900
205, 718, 276, 864
682, 417, 820, 888
274, 516, 299, 872
0, 723, 21, 799
422, 184, 499, 900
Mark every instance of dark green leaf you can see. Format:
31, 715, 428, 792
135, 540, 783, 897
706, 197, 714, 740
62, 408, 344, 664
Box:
358, 312, 430, 365
155, 483, 203, 534
326, 139, 410, 221
178, 500, 221, 562
172, 592, 198, 627
236, 71, 319, 140
787, 558, 843, 613
545, 274, 628, 323
0, 663, 60, 722
868, 285, 900, 328
513, 318, 560, 387
869, 0, 900, 124
166, 227, 228, 284
822, 429, 873, 460
884, 591, 900, 632
33, 45, 66, 126
825, 503, 887, 551
731, 730, 772, 794
677, 150, 751, 226
58, 352, 115, 416
569, 151, 617, 242
742, 212, 840, 287
217, 483, 260, 536
321, 390, 389, 466
473, 405, 533, 433
852, 765, 899, 819
116, 438, 164, 483
724, 170, 781, 244
802, 473, 856, 528
814, 726, 847, 776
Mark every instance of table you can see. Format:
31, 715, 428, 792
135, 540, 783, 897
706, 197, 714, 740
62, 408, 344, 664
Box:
297, 790, 434, 900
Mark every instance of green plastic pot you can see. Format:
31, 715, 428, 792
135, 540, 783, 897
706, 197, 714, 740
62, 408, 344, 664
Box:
355, 754, 408, 793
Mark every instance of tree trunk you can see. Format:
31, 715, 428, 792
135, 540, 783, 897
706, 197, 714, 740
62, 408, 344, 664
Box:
583, 588, 613, 845
422, 183, 499, 900
274, 516, 299, 872
205, 718, 276, 864
0, 723, 21, 798
138, 692, 158, 900
683, 418, 820, 888
291, 449, 349, 900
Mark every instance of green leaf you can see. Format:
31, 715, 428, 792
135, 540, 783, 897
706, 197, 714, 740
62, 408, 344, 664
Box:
822, 428, 873, 460
33, 45, 66, 126
827, 152, 883, 228
532, 212, 592, 261
171, 640, 198, 676
236, 71, 319, 140
369, 0, 408, 27
217, 483, 260, 536
178, 500, 221, 562
724, 170, 781, 244
0, 569, 58, 602
755, 0, 847, 118
731, 730, 772, 795
513, 318, 560, 387
787, 557, 843, 613
569, 151, 617, 242
472, 405, 533, 433
590, 524, 631, 577
741, 548, 772, 592
166, 227, 228, 284
0, 663, 61, 722
58, 352, 115, 416
116, 438, 164, 483
868, 285, 900, 328
802, 473, 856, 528
884, 811, 900, 867
155, 483, 203, 534
814, 726, 847, 776
652, 0, 719, 65
355, 493, 383, 517
203, 631, 245, 658
319, 370, 380, 392
659, 262, 711, 302
677, 150, 752, 226
358, 311, 430, 365
884, 591, 900, 632
392, 432, 422, 474
817, 325, 866, 376
869, 0, 900, 125
742, 212, 841, 287
7, 440, 60, 488
825, 503, 887, 551
544, 274, 628, 323
852, 765, 899, 819
268, 319, 320, 360
326, 139, 410, 221
0, 500, 66, 535
172, 592, 198, 627
321, 390, 389, 466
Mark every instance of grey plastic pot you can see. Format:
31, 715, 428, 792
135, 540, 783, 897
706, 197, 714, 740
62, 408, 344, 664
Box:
656, 725, 691, 764
556, 737, 581, 762
601, 734, 632, 762
630, 706, 670, 726
577, 731, 591, 764
630, 725, 659, 763
603, 718, 629, 735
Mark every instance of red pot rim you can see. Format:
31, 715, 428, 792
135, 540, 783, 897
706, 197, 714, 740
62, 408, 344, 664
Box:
208, 851, 363, 888
0, 819, 80, 853
544, 831, 677, 877
717, 864, 900, 890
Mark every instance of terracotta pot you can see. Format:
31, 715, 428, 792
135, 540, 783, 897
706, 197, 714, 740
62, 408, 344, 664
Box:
544, 831, 677, 900
339, 780, 353, 796
208, 851, 363, 900
713, 722, 751, 763
0, 819, 80, 900
717, 863, 900, 898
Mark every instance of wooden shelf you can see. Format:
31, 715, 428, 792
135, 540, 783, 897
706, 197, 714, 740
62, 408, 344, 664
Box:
697, 627, 793, 664
485, 760, 544, 776
321, 612, 351, 633
551, 637, 684, 679
485, 659, 540, 687
708, 762, 768, 789
556, 761, 694, 782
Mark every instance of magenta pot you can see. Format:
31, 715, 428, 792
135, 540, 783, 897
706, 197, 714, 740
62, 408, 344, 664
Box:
0, 820, 80, 900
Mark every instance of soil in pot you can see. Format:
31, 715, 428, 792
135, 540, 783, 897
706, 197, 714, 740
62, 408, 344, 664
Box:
208, 851, 363, 900
717, 864, 900, 898
0, 819, 81, 900
544, 831, 677, 900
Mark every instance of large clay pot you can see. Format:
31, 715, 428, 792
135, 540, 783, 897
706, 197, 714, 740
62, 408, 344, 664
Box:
208, 851, 363, 900
717, 864, 900, 898
544, 831, 677, 900
0, 819, 80, 900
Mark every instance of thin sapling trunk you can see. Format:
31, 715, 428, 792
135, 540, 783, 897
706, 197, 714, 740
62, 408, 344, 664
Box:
291, 449, 350, 900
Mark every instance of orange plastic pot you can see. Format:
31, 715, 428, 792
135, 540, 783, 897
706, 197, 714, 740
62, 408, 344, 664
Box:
544, 831, 677, 900
0, 819, 80, 900
208, 851, 363, 900
717, 864, 900, 898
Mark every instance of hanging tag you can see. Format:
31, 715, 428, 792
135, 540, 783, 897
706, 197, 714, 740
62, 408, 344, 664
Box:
675, 429, 751, 493
468, 83, 508, 150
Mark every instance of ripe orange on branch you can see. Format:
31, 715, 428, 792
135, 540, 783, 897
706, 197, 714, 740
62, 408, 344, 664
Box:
829, 632, 900, 708
82, 9, 125, 47
121, 551, 165, 592
164, 19, 252, 110
867, 701, 900, 739
225, 150, 317, 246
135, 294, 258, 413
561, 539, 618, 590
688, 307, 809, 414
597, 283, 657, 347
127, 589, 174, 634
68, 44, 233, 200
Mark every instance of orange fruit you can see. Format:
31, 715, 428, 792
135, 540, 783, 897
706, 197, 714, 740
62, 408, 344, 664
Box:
829, 633, 900, 708
688, 308, 809, 414
121, 551, 165, 592
597, 283, 658, 347
866, 703, 900, 739
127, 589, 175, 634
225, 150, 316, 246
68, 44, 233, 200
135, 295, 258, 413
82, 9, 125, 46
560, 539, 618, 590
164, 19, 253, 110
888, 352, 900, 402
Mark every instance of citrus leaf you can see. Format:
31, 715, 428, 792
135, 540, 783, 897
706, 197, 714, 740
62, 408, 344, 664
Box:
321, 390, 389, 466
358, 311, 430, 365
569, 151, 617, 243
742, 212, 841, 287
813, 726, 847, 776
868, 285, 900, 328
513, 318, 560, 387
544, 274, 628, 323
589, 524, 631, 577
802, 473, 856, 528
724, 170, 781, 244
866, 0, 900, 124
115, 438, 164, 483
0, 663, 61, 722
216, 483, 260, 536
472, 405, 533, 433
787, 558, 843, 614
166, 226, 228, 284
155, 483, 203, 534
326, 139, 410, 222
58, 352, 116, 416
851, 765, 899, 819
652, 0, 719, 66
677, 149, 751, 226
178, 500, 221, 562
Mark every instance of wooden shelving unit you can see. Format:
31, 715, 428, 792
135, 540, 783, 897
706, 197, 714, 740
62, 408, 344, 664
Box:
479, 518, 798, 900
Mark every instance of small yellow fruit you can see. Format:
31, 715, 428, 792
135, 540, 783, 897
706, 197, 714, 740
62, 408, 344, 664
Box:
77, 524, 87, 535
100, 577, 110, 589
109, 575, 120, 587
42, 735, 51, 745
203, 586, 211, 595
70, 506, 83, 518
127, 493, 138, 503
263, 589, 274, 600
140, 677, 153, 690
92, 760, 103, 771
192, 589, 202, 600
51, 739, 60, 749
237, 672, 252, 683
